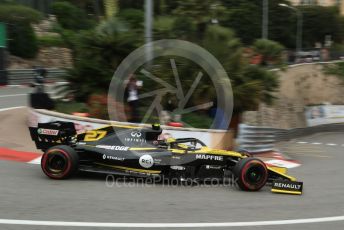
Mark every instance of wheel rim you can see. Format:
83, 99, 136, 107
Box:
42, 149, 71, 178
47, 153, 67, 173
245, 165, 265, 184
241, 161, 267, 190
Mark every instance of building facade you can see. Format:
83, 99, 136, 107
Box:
289, 0, 339, 6
289, 0, 344, 14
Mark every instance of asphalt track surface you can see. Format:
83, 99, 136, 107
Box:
0, 89, 344, 229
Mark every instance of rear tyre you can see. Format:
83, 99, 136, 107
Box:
233, 158, 268, 191
41, 145, 79, 179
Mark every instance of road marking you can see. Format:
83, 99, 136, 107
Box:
291, 152, 331, 158
264, 159, 301, 168
0, 94, 26, 98
311, 142, 322, 145
296, 141, 343, 147
0, 216, 344, 228
28, 156, 42, 165
0, 147, 40, 163
296, 141, 308, 144
0, 106, 25, 112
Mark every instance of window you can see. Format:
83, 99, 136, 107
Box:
300, 0, 318, 5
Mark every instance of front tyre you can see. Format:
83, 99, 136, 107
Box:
233, 158, 268, 191
41, 145, 79, 179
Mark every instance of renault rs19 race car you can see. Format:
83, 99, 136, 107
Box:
29, 122, 303, 195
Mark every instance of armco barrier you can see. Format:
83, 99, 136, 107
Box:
237, 124, 284, 153
28, 108, 234, 150
7, 68, 67, 85
238, 123, 344, 152
275, 123, 344, 142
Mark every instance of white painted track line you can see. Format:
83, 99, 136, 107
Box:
0, 106, 25, 112
296, 141, 308, 144
27, 156, 41, 165
0, 94, 26, 98
0, 216, 344, 228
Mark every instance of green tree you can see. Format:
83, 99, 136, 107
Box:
300, 6, 343, 48
221, 2, 261, 44
201, 25, 279, 113
268, 0, 296, 48
219, 0, 298, 48
0, 3, 42, 58
173, 0, 224, 38
65, 17, 142, 101
52, 1, 95, 30
117, 8, 144, 31
252, 39, 285, 66
59, 2, 280, 127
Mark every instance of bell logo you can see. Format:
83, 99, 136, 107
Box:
139, 154, 154, 168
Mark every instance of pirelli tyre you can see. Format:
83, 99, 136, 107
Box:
233, 158, 268, 191
41, 145, 79, 179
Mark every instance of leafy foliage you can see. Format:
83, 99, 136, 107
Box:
253, 39, 285, 66
221, 2, 261, 44
0, 3, 43, 23
37, 35, 65, 47
300, 6, 343, 47
52, 1, 95, 30
324, 62, 344, 83
64, 17, 142, 101
0, 3, 43, 58
55, 1, 280, 122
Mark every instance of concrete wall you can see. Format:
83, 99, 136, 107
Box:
242, 62, 344, 128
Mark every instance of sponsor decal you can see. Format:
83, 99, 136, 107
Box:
96, 145, 129, 151
139, 154, 154, 168
131, 130, 142, 137
37, 128, 59, 136
153, 158, 162, 164
205, 165, 222, 169
272, 180, 303, 193
102, 154, 125, 161
124, 137, 146, 143
196, 154, 223, 161
170, 166, 185, 170
124, 130, 146, 143
84, 130, 107, 141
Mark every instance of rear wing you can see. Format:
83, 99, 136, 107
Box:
29, 121, 77, 151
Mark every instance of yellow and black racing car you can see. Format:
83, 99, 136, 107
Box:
29, 122, 303, 195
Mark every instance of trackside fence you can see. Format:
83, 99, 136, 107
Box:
237, 123, 344, 152
7, 68, 67, 85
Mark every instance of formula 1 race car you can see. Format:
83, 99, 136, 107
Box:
29, 122, 303, 195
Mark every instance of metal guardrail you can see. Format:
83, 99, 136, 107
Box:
6, 68, 67, 85
238, 123, 344, 153
237, 124, 283, 153
275, 123, 344, 142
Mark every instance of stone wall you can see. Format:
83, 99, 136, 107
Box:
242, 63, 344, 129
7, 15, 73, 69
7, 47, 73, 69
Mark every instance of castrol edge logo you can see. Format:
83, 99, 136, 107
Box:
37, 128, 59, 136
